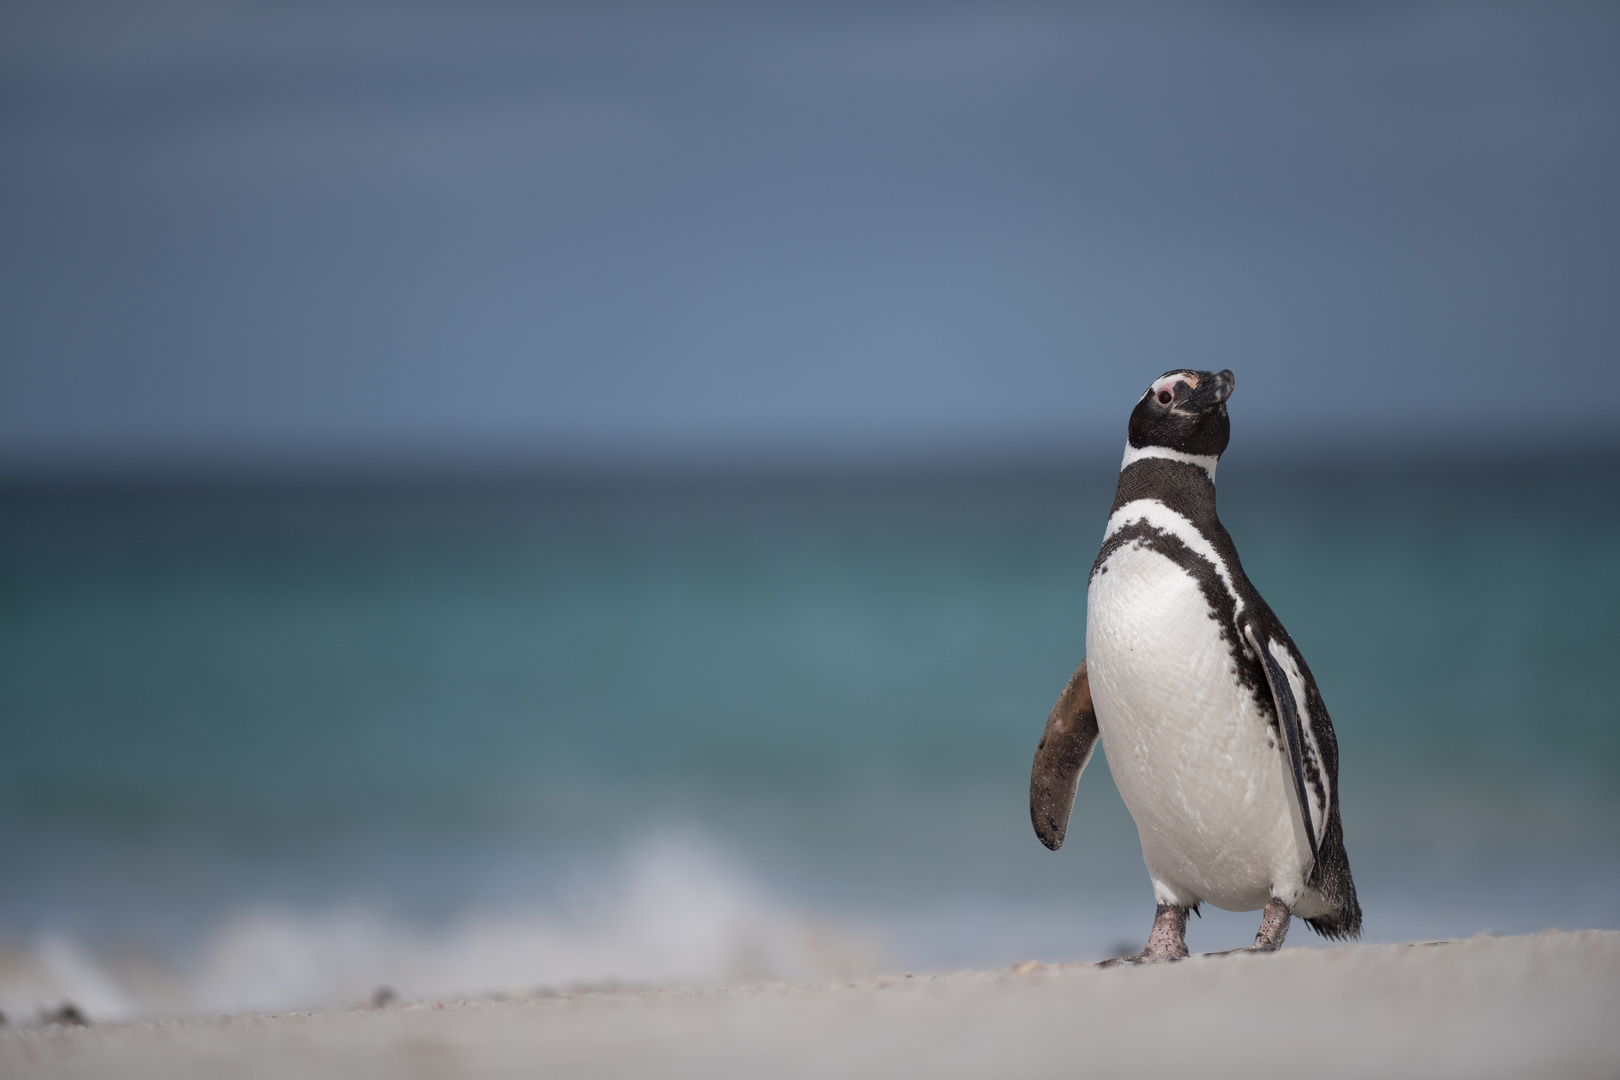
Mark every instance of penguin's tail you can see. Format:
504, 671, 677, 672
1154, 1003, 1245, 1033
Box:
1304, 903, 1362, 941
1303, 809, 1362, 940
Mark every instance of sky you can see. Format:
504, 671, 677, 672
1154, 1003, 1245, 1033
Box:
1, 1, 1616, 473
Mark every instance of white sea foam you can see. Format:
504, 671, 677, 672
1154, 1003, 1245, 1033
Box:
0, 834, 882, 1023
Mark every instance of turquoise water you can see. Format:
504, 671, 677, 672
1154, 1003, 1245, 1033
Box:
0, 453, 1616, 1014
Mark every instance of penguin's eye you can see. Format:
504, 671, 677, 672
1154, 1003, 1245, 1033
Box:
1157, 389, 1174, 405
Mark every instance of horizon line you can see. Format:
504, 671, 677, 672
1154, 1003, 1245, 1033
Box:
2, 433, 1615, 495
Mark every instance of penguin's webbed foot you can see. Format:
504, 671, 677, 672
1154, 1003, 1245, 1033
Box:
1097, 903, 1189, 968
1205, 897, 1291, 958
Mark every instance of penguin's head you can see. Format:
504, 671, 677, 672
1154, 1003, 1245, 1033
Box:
1127, 368, 1234, 458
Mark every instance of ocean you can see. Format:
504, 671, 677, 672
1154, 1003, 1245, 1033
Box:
1, 450, 1616, 1019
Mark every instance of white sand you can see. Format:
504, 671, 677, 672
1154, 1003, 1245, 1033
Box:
3, 930, 1616, 1079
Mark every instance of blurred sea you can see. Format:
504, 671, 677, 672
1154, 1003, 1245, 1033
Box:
1, 450, 1616, 1019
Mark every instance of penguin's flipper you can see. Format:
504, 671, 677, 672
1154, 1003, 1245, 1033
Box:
1030, 659, 1101, 851
1245, 626, 1320, 871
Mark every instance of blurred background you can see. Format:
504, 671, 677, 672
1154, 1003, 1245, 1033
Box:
1, 0, 1616, 1020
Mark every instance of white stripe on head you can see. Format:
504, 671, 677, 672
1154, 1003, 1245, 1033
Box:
1120, 443, 1218, 481
1104, 498, 1244, 617
1150, 371, 1199, 397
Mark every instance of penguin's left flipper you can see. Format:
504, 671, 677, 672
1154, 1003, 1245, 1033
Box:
1244, 626, 1321, 871
1030, 659, 1101, 851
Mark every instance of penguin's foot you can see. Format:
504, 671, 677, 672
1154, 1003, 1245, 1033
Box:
1205, 898, 1292, 957
1097, 903, 1189, 967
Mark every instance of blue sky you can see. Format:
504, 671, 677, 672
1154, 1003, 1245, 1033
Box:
1, 1, 1616, 471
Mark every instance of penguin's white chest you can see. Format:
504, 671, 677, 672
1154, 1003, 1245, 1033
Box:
1087, 538, 1309, 911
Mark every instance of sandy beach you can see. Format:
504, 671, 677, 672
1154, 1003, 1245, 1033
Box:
3, 930, 1615, 1079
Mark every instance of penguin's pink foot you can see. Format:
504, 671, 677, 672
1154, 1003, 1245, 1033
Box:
1205, 898, 1291, 957
1098, 903, 1190, 967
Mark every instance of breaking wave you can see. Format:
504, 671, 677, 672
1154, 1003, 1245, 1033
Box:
0, 835, 882, 1023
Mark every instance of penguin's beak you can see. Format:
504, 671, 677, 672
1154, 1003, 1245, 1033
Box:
1181, 369, 1233, 412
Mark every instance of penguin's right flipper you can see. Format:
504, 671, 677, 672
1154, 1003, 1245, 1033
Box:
1030, 659, 1100, 851
1244, 625, 1321, 872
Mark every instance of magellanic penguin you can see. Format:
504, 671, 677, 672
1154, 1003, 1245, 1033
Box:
1029, 369, 1361, 962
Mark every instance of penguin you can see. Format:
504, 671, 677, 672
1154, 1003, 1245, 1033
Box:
1029, 368, 1360, 963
